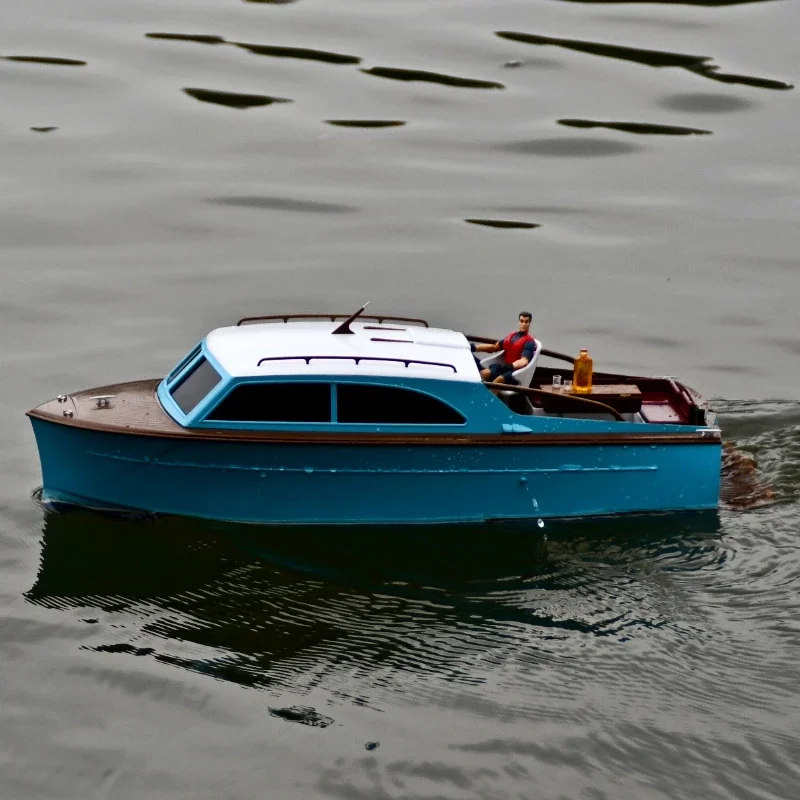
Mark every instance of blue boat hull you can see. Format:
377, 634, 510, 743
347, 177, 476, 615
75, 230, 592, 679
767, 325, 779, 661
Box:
30, 418, 721, 524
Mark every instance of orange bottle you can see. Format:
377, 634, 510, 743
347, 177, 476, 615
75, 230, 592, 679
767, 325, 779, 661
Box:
573, 348, 593, 394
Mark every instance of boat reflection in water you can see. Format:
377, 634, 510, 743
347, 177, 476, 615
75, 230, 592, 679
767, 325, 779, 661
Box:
26, 505, 724, 694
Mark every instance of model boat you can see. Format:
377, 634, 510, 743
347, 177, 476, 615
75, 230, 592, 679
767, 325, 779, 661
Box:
27, 307, 722, 524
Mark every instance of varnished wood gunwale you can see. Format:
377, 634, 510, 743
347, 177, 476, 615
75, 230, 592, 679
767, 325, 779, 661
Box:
27, 380, 721, 446
483, 382, 626, 421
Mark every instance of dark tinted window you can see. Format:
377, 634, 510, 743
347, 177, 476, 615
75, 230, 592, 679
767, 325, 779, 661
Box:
167, 344, 201, 384
337, 384, 465, 425
207, 383, 331, 422
170, 357, 222, 414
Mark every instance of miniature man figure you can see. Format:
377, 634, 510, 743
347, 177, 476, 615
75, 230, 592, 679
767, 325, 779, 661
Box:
471, 311, 536, 385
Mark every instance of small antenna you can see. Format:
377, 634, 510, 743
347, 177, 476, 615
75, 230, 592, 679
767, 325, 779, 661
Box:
332, 301, 370, 335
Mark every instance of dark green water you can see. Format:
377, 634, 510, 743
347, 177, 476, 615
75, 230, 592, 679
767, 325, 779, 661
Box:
2, 0, 799, 797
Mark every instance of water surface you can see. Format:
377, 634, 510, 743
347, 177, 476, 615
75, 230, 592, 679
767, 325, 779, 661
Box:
2, 0, 799, 797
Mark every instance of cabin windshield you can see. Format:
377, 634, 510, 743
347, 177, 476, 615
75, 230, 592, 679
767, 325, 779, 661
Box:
170, 357, 223, 415
166, 343, 202, 385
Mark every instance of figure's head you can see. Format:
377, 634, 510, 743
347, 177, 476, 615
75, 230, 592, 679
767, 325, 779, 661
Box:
518, 311, 532, 332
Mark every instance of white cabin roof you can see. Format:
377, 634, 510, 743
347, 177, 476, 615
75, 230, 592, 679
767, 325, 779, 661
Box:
205, 321, 481, 382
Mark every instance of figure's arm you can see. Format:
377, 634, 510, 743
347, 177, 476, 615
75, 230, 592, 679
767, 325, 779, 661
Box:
471, 341, 501, 354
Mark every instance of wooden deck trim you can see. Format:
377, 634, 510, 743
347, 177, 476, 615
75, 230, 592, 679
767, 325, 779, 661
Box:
27, 380, 721, 446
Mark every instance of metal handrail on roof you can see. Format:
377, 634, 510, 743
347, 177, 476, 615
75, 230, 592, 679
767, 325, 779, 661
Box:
256, 355, 457, 372
237, 313, 430, 327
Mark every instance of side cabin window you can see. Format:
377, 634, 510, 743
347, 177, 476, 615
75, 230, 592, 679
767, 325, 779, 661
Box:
170, 356, 222, 415
208, 383, 331, 423
337, 384, 465, 425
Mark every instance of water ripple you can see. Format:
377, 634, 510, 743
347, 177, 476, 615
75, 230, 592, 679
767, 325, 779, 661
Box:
559, 118, 712, 136
3, 1, 799, 797
659, 92, 755, 112
236, 43, 361, 64
183, 87, 292, 109
496, 31, 793, 90
500, 137, 642, 157
147, 32, 360, 67
268, 705, 334, 727
361, 66, 504, 90
145, 33, 226, 45
209, 196, 357, 213
2, 55, 86, 66
464, 219, 541, 229
325, 119, 406, 128
557, 0, 780, 5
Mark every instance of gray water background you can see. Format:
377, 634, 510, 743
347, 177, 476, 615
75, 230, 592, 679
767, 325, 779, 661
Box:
2, 0, 799, 797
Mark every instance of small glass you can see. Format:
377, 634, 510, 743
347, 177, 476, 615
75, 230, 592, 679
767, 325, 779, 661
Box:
552, 375, 562, 391
563, 379, 573, 394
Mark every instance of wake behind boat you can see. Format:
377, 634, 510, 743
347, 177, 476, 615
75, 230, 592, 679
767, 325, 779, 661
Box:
27, 307, 722, 524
